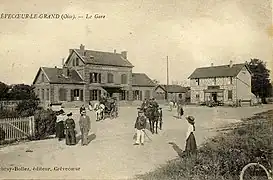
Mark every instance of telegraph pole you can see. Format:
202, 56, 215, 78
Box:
166, 56, 169, 101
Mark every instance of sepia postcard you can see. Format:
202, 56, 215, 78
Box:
0, 0, 272, 179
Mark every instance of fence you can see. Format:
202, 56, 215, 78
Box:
0, 116, 35, 141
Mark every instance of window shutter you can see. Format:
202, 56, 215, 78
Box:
64, 89, 67, 101
140, 91, 142, 101
90, 90, 93, 101
101, 73, 106, 83
98, 73, 101, 83
90, 73, 93, 83
80, 89, 83, 101
71, 89, 74, 101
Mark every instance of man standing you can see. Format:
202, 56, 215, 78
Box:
79, 110, 91, 146
64, 112, 76, 145
134, 110, 147, 146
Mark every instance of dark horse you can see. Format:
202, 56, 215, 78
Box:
145, 106, 160, 134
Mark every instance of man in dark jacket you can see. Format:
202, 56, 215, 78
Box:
64, 112, 76, 145
134, 110, 147, 145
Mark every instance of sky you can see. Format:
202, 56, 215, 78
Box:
0, 0, 272, 85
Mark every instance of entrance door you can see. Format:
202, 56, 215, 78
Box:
212, 93, 217, 102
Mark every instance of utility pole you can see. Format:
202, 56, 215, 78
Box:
166, 56, 169, 102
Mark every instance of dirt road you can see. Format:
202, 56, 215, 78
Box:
0, 105, 272, 179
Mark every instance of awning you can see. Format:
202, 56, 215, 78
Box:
204, 89, 224, 93
101, 86, 123, 93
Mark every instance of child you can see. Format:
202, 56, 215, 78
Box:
134, 110, 146, 145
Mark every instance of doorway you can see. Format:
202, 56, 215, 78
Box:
212, 93, 217, 102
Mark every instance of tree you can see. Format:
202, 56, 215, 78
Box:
6, 84, 37, 100
0, 82, 8, 100
248, 59, 272, 103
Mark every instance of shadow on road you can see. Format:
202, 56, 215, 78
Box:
168, 142, 185, 158
76, 133, 96, 145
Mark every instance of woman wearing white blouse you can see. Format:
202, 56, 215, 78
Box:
184, 116, 197, 155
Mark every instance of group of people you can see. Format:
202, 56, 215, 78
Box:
135, 97, 197, 156
55, 108, 91, 146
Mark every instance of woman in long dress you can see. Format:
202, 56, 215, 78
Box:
56, 109, 66, 141
184, 116, 197, 156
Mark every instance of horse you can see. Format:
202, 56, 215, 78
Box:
145, 106, 160, 134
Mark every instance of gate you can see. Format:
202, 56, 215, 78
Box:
0, 116, 35, 141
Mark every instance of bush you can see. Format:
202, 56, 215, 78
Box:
33, 109, 57, 140
137, 110, 273, 180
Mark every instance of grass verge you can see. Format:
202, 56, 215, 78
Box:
136, 110, 273, 180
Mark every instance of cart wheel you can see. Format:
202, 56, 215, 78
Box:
240, 163, 272, 180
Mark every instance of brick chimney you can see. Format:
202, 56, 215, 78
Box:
79, 44, 85, 55
114, 49, 116, 54
211, 63, 214, 67
121, 51, 127, 59
229, 60, 233, 68
62, 65, 70, 77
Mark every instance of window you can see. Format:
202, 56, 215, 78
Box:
46, 89, 49, 100
120, 90, 127, 100
90, 90, 101, 101
41, 89, 44, 100
121, 74, 127, 84
213, 78, 216, 85
228, 90, 232, 100
196, 79, 200, 86
229, 77, 233, 84
90, 73, 101, 83
107, 73, 114, 83
75, 58, 79, 66
133, 90, 142, 100
41, 74, 44, 82
73, 59, 75, 66
59, 88, 67, 101
196, 93, 200, 100
37, 89, 40, 99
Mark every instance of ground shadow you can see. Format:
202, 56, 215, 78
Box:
168, 142, 185, 158
76, 133, 96, 145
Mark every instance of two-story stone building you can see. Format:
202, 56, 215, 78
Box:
188, 61, 254, 105
32, 44, 155, 107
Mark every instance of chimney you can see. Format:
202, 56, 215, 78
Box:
121, 51, 127, 59
229, 60, 233, 68
79, 44, 85, 55
211, 63, 214, 67
62, 65, 70, 77
114, 49, 116, 54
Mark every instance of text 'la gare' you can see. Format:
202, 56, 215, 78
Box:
86, 14, 106, 19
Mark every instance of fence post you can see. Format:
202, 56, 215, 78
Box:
32, 116, 35, 137
29, 117, 32, 137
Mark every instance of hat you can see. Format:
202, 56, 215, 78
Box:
186, 116, 195, 124
59, 109, 65, 114
138, 110, 144, 113
67, 112, 72, 116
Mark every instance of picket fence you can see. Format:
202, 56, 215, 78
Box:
0, 116, 35, 141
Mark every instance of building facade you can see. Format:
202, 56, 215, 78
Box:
188, 61, 254, 105
154, 85, 190, 103
32, 45, 154, 107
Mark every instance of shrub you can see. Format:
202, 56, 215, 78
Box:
33, 109, 57, 140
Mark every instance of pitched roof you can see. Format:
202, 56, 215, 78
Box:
188, 63, 248, 79
38, 67, 85, 84
132, 73, 156, 87
157, 84, 188, 93
71, 49, 134, 67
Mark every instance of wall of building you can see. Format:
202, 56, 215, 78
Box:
235, 66, 252, 101
132, 86, 154, 101
190, 77, 236, 104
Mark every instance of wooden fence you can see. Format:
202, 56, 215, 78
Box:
0, 116, 35, 141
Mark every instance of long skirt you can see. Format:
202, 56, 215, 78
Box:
185, 132, 197, 154
56, 121, 65, 139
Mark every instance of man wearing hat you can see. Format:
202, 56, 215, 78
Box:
56, 109, 66, 141
134, 110, 147, 145
184, 116, 197, 155
79, 110, 91, 146
64, 112, 76, 145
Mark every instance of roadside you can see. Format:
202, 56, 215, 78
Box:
137, 109, 273, 180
